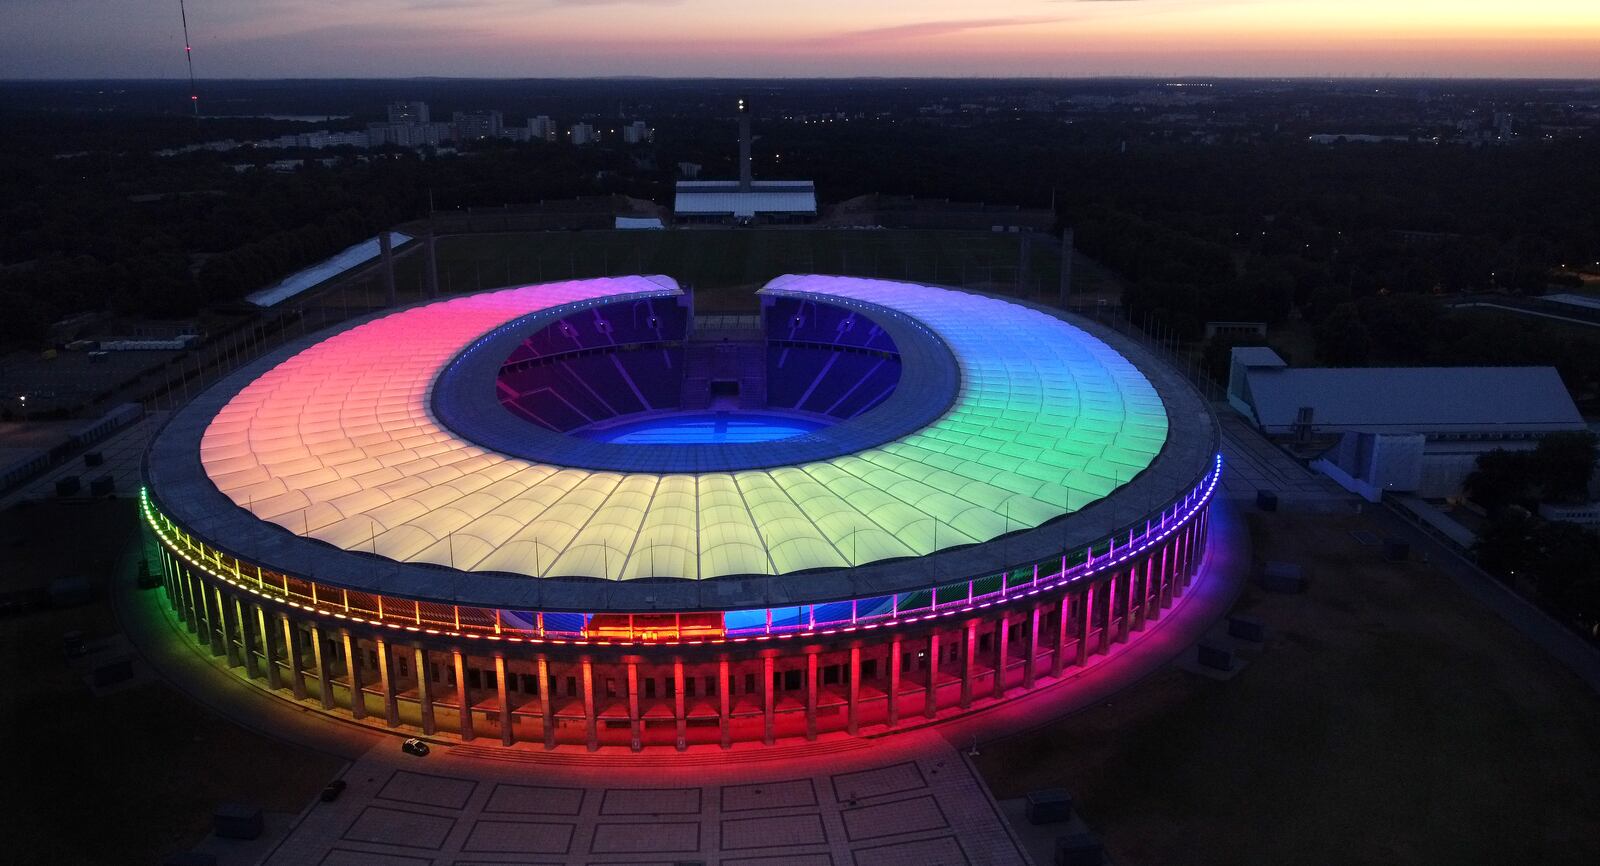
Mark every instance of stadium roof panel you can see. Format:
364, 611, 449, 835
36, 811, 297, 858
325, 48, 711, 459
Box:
189, 275, 1169, 583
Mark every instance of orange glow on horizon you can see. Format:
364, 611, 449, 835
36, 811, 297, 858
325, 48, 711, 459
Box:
2, 0, 1598, 78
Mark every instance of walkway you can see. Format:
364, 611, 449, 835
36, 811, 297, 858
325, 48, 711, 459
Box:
1215, 408, 1345, 502
116, 498, 1248, 865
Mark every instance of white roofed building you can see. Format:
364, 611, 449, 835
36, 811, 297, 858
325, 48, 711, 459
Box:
1228, 347, 1586, 500
674, 180, 817, 224
673, 97, 817, 224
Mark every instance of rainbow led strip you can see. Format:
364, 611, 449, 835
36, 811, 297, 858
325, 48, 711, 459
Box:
141, 455, 1218, 646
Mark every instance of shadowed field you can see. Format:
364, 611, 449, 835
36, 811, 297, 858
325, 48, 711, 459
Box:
975, 508, 1600, 866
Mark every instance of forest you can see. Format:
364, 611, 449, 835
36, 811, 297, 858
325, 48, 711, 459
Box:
3, 81, 1599, 400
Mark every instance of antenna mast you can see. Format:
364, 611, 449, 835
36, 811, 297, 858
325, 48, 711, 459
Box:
179, 0, 198, 118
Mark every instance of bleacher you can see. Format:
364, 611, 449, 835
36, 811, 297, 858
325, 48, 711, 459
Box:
764, 298, 901, 420
496, 295, 904, 432
498, 298, 687, 432
764, 296, 897, 351
504, 297, 688, 364
767, 347, 899, 419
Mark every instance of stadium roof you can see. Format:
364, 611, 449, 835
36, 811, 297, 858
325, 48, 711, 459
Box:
246, 232, 411, 308
191, 275, 1167, 582
1242, 365, 1584, 434
674, 180, 816, 218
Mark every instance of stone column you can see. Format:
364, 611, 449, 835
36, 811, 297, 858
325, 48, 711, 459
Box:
180, 568, 199, 633
887, 634, 902, 729
235, 597, 259, 678
1097, 578, 1113, 655
960, 620, 977, 709
1184, 520, 1199, 588
536, 656, 552, 749
1128, 565, 1144, 634
456, 649, 475, 742
581, 657, 597, 751
673, 660, 687, 752
375, 636, 399, 726
169, 556, 188, 626
218, 588, 242, 666
310, 623, 335, 710
1023, 605, 1041, 689
1152, 553, 1164, 621
499, 653, 518, 747
847, 646, 861, 736
762, 655, 776, 746
924, 630, 940, 719
203, 586, 225, 658
1173, 530, 1188, 599
415, 645, 436, 735
342, 629, 366, 719
282, 616, 306, 700
718, 658, 732, 749
992, 613, 1010, 699
1052, 594, 1071, 677
804, 650, 819, 741
627, 661, 642, 752
1160, 544, 1174, 609
1077, 585, 1094, 665
256, 604, 281, 690
1114, 571, 1131, 643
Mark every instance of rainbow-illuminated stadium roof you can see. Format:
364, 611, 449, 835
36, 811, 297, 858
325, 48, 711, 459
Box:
198, 275, 1168, 581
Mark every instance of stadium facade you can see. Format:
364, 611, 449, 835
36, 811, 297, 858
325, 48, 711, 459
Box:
143, 275, 1219, 750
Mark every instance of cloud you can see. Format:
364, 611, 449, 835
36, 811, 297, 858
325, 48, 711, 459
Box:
821, 16, 1064, 44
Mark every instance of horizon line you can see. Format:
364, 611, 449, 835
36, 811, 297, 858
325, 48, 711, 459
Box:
5, 74, 1600, 84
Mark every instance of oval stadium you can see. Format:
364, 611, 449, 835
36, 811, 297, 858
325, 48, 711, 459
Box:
142, 274, 1221, 751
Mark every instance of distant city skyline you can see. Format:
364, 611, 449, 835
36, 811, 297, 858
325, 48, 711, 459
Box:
2, 0, 1598, 80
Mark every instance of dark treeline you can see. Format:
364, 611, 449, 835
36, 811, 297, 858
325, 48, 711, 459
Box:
1467, 432, 1600, 634
3, 79, 1599, 381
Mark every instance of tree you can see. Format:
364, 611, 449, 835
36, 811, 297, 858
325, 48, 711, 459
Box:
1528, 521, 1600, 631
1313, 302, 1369, 366
1463, 449, 1536, 513
1471, 507, 1537, 581
1530, 431, 1598, 505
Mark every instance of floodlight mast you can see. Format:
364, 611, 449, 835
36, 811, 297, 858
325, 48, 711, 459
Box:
180, 0, 199, 119
737, 96, 753, 191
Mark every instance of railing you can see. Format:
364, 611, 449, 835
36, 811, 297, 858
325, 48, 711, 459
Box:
142, 455, 1220, 647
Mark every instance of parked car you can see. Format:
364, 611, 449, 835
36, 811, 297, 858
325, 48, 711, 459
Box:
401, 738, 430, 757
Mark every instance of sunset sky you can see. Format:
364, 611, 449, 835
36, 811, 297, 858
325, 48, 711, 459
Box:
4, 0, 1599, 79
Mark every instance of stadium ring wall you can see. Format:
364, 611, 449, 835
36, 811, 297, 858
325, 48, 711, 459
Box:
142, 275, 1220, 750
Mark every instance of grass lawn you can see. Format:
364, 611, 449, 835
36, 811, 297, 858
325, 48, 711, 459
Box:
0, 500, 345, 864
387, 229, 1067, 310
974, 509, 1600, 866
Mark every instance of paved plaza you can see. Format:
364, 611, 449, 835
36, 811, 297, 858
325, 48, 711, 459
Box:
0, 409, 168, 510
259, 728, 1026, 866
1214, 410, 1344, 501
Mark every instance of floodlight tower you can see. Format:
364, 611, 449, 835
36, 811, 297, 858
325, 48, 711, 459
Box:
737, 96, 752, 192
180, 0, 199, 118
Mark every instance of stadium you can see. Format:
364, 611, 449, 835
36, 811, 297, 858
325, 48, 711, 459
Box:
141, 274, 1220, 751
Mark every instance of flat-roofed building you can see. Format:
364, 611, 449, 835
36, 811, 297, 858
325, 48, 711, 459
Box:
1229, 347, 1586, 500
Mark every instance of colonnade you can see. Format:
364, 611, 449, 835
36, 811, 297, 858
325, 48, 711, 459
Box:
152, 505, 1209, 750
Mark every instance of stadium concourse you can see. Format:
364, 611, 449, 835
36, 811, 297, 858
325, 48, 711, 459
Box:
141, 274, 1222, 752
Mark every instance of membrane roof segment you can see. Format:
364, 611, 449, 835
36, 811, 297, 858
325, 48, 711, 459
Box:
199, 274, 1169, 582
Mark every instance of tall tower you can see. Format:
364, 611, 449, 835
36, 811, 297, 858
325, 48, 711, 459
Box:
180, 0, 199, 118
737, 96, 753, 192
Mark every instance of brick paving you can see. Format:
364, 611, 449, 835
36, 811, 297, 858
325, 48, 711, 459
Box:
262, 728, 1028, 865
